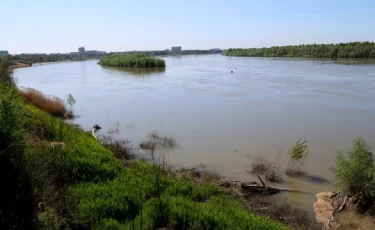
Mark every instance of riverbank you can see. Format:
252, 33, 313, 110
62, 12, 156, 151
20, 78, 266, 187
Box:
14, 54, 375, 212
9, 62, 29, 69
1, 58, 288, 229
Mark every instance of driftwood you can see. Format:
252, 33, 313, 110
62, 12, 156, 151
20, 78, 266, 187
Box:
218, 176, 304, 196
241, 183, 300, 195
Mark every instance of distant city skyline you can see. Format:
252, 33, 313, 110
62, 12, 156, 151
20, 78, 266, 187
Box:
1, 0, 374, 54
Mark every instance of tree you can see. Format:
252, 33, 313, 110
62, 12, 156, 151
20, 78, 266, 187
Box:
66, 93, 76, 109
331, 137, 375, 198
286, 139, 309, 176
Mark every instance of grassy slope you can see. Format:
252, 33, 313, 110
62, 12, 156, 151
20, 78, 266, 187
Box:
1, 82, 287, 229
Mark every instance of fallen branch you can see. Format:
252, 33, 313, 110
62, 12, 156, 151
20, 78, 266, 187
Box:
335, 196, 347, 214
257, 175, 266, 187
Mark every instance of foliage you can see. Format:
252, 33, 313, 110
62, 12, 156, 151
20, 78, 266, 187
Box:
286, 139, 309, 176
331, 137, 375, 198
225, 42, 375, 58
99, 54, 166, 68
289, 139, 309, 161
126, 196, 288, 230
0, 57, 14, 86
37, 208, 60, 230
0, 72, 34, 229
66, 93, 76, 108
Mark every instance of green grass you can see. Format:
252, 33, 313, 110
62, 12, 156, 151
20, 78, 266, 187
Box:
99, 54, 166, 68
1, 61, 287, 229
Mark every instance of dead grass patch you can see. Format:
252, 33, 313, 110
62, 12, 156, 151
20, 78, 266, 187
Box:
18, 88, 72, 118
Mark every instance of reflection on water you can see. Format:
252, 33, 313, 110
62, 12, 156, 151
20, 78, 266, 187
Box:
14, 55, 375, 212
101, 66, 166, 77
333, 58, 375, 65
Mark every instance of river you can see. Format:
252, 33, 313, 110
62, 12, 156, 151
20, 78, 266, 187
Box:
14, 54, 375, 211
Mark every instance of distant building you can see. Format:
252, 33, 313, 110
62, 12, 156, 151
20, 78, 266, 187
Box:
78, 47, 85, 55
171, 46, 182, 52
0, 50, 9, 56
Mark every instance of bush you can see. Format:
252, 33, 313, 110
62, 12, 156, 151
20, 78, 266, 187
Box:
0, 57, 14, 86
331, 137, 375, 198
250, 157, 282, 182
286, 139, 309, 176
18, 87, 71, 118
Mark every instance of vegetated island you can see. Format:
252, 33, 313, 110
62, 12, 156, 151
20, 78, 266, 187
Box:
224, 41, 375, 58
98, 54, 166, 68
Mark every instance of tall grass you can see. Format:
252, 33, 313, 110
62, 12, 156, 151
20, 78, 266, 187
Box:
18, 87, 71, 118
99, 54, 166, 68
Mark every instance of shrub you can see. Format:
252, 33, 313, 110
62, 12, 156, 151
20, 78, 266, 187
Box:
286, 139, 309, 176
0, 57, 14, 86
18, 87, 71, 118
331, 137, 375, 198
100, 135, 133, 161
250, 157, 283, 182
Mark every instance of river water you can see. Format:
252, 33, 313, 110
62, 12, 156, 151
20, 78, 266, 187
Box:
15, 55, 375, 211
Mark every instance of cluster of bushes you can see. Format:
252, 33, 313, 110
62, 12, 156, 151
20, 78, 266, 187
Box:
225, 42, 375, 58
1, 57, 286, 229
99, 54, 166, 68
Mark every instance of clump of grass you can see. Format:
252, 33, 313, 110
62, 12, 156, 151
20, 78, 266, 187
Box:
18, 87, 72, 118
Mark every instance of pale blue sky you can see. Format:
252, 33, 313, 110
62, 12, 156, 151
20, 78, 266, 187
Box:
1, 0, 374, 54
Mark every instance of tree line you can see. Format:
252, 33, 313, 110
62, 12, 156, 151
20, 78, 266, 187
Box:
6, 53, 105, 66
99, 54, 166, 68
6, 49, 222, 66
224, 42, 375, 58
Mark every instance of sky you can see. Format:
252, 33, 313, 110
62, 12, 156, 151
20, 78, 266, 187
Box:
0, 0, 374, 54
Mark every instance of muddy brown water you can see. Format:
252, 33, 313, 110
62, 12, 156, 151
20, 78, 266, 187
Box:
15, 55, 375, 212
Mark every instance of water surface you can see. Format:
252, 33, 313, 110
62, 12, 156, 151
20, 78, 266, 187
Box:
15, 55, 375, 210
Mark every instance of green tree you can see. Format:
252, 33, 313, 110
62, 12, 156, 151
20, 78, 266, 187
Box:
67, 93, 76, 109
286, 139, 309, 176
331, 137, 375, 197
